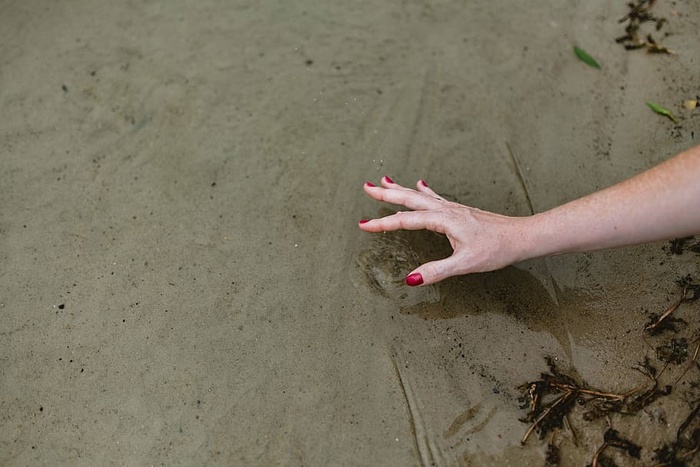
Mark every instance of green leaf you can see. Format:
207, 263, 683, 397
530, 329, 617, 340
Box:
646, 102, 677, 123
573, 45, 601, 69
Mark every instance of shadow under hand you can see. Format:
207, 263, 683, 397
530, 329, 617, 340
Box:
355, 219, 573, 356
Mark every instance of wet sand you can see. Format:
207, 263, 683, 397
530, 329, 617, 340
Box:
2, 0, 700, 465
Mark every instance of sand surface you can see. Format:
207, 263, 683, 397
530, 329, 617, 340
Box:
2, 0, 700, 465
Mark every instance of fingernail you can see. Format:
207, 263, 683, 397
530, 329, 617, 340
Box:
406, 273, 424, 286
365, 182, 375, 187
359, 219, 370, 224
384, 176, 394, 184
419, 179, 428, 187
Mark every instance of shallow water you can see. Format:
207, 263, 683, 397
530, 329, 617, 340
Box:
355, 230, 700, 465
2, 0, 700, 465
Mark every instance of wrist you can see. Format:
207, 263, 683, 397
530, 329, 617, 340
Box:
515, 211, 564, 262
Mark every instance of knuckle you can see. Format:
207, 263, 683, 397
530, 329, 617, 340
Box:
423, 262, 442, 279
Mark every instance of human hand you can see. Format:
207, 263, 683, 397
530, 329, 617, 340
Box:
359, 177, 532, 286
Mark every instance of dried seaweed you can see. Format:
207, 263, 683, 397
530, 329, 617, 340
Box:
589, 428, 642, 466
604, 428, 641, 458
645, 277, 700, 335
657, 338, 689, 365
669, 237, 700, 256
519, 358, 639, 444
545, 440, 560, 466
518, 276, 700, 465
519, 356, 673, 464
616, 0, 675, 54
654, 401, 700, 464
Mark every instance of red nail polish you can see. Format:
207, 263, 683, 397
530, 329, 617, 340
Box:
419, 179, 428, 187
365, 182, 375, 187
406, 273, 423, 286
359, 219, 370, 224
384, 176, 394, 184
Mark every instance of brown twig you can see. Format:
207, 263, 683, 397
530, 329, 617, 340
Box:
679, 444, 700, 460
645, 283, 692, 333
577, 388, 629, 400
591, 442, 608, 467
521, 390, 576, 444
564, 415, 578, 447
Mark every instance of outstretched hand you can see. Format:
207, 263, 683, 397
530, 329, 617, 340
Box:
359, 177, 531, 286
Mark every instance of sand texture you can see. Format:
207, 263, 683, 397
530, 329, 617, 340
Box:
2, 0, 700, 465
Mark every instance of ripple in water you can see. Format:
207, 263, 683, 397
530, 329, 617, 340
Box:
353, 231, 440, 307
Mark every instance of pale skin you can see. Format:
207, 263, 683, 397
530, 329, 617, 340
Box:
359, 144, 700, 286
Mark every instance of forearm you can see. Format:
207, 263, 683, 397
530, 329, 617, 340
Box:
523, 144, 700, 260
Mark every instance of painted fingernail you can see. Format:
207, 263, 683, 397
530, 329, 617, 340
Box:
365, 182, 375, 187
419, 179, 428, 187
359, 219, 370, 224
384, 176, 394, 184
406, 273, 424, 286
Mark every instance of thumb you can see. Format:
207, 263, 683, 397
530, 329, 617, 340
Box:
405, 255, 465, 286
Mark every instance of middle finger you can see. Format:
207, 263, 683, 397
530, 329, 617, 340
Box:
364, 182, 443, 211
